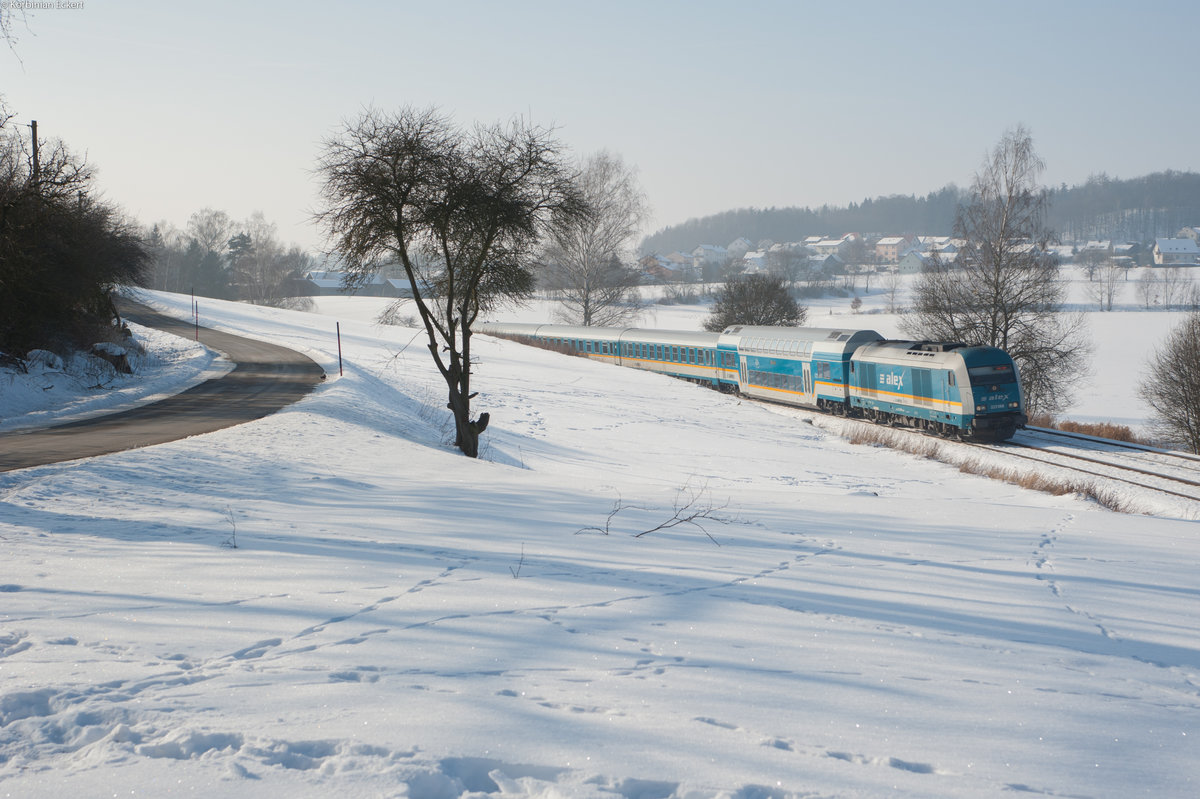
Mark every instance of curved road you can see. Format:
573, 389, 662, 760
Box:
0, 299, 325, 472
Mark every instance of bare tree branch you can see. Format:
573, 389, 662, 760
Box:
576, 481, 733, 545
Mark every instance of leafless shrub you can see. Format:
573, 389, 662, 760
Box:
843, 422, 1137, 514
845, 424, 943, 460
221, 506, 239, 549
376, 301, 421, 328
509, 543, 525, 578
955, 457, 1133, 512
577, 481, 734, 545
1028, 413, 1142, 444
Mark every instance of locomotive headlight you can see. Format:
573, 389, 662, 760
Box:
1008, 401, 1019, 408
975, 405, 985, 412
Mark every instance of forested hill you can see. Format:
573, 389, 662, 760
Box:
640, 171, 1200, 254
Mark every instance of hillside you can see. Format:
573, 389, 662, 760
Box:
641, 171, 1200, 254
0, 285, 1197, 796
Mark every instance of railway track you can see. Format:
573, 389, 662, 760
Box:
981, 430, 1200, 505
754, 399, 1200, 515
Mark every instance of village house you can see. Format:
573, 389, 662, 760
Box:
874, 235, 915, 263
690, 244, 727, 272
1153, 238, 1200, 265
740, 250, 769, 273
726, 237, 753, 262
301, 271, 412, 298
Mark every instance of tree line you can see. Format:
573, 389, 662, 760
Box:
142, 209, 314, 309
641, 171, 1200, 256
0, 106, 146, 355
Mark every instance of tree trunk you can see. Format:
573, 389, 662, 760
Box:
446, 384, 489, 458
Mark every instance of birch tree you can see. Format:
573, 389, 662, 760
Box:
540, 151, 647, 326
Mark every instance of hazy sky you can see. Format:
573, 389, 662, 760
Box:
4, 0, 1197, 251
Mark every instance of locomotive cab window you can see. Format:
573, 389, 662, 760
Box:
968, 364, 1014, 386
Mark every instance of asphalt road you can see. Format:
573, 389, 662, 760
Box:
0, 299, 325, 472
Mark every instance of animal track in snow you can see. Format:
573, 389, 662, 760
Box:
826, 750, 945, 775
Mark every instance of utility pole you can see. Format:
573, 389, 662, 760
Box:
29, 120, 38, 187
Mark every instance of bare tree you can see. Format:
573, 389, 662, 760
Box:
1137, 269, 1161, 308
902, 125, 1088, 416
1076, 248, 1108, 280
316, 106, 577, 457
1138, 311, 1200, 453
186, 208, 234, 255
882, 268, 905, 313
703, 273, 806, 332
1159, 267, 1191, 309
768, 245, 811, 288
540, 151, 647, 326
1087, 261, 1122, 311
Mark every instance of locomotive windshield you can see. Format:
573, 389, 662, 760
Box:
967, 363, 1016, 386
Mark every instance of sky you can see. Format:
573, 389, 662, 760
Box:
3, 0, 1198, 252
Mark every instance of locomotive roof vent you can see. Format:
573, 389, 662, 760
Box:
910, 341, 966, 353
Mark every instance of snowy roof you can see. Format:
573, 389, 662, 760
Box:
1155, 238, 1200, 254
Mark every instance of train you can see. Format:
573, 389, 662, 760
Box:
478, 322, 1027, 442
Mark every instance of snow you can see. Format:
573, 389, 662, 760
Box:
0, 325, 232, 433
1, 273, 1198, 798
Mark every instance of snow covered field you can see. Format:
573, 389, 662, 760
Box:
1, 277, 1198, 797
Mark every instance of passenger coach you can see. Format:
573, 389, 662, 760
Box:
718, 325, 884, 411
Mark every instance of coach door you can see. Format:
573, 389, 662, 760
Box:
739, 356, 748, 388
802, 362, 813, 403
